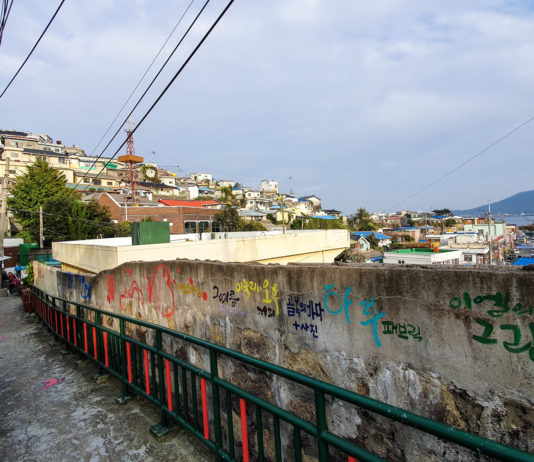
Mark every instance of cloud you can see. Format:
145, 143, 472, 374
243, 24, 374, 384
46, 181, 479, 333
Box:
2, 0, 534, 213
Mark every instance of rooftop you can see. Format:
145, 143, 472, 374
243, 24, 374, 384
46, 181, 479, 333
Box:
387, 248, 456, 254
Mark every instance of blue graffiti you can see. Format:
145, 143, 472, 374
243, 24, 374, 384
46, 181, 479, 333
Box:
65, 272, 92, 301
360, 298, 386, 347
324, 284, 353, 324
80, 276, 92, 300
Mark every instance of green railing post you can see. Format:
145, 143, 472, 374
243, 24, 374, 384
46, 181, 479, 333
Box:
156, 330, 167, 425
209, 350, 223, 458
315, 389, 328, 461
120, 319, 128, 397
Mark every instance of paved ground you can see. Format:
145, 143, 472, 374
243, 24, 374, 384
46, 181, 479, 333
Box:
0, 296, 215, 462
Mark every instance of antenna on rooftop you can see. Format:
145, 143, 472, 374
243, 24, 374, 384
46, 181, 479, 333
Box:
118, 118, 144, 208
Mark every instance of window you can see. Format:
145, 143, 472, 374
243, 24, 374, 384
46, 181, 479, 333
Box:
198, 221, 210, 233
58, 158, 67, 164
84, 178, 90, 183
92, 179, 101, 186
10, 153, 18, 158
211, 221, 222, 232
107, 181, 112, 186
464, 255, 473, 262
185, 221, 197, 233
398, 260, 405, 264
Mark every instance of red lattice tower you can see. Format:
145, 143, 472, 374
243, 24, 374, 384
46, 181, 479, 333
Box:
118, 118, 143, 202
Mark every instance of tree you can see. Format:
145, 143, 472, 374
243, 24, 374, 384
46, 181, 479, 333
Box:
240, 220, 267, 231
348, 208, 377, 231
8, 158, 116, 244
432, 208, 452, 216
213, 206, 242, 231
8, 158, 78, 243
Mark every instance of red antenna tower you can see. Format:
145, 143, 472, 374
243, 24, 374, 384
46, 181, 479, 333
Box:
118, 117, 144, 204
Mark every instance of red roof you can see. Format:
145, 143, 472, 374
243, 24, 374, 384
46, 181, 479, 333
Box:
158, 199, 220, 208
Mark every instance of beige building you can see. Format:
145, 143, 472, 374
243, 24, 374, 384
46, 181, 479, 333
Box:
52, 229, 350, 274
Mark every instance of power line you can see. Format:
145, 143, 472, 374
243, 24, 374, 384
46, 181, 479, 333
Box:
0, 0, 15, 47
390, 114, 534, 210
8, 206, 119, 230
0, 0, 66, 100
88, 0, 197, 157
79, 0, 235, 191
75, 0, 211, 189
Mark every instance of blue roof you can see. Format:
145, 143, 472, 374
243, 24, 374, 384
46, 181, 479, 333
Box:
393, 227, 419, 231
513, 258, 534, 266
199, 186, 213, 191
516, 245, 533, 250
312, 215, 337, 220
351, 231, 391, 240
431, 215, 448, 219
370, 257, 383, 262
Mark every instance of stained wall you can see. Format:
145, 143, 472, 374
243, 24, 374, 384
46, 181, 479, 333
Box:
33, 260, 534, 460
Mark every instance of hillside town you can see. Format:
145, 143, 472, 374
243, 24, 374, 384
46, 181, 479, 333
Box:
0, 128, 528, 272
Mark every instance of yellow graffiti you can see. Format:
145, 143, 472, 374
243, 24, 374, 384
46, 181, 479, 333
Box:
236, 278, 280, 315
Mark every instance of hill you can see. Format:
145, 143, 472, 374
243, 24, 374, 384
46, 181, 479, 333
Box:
453, 190, 534, 216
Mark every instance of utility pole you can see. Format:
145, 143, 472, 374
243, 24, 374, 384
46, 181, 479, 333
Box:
39, 206, 44, 248
279, 193, 285, 234
488, 201, 492, 265
0, 157, 10, 260
0, 159, 9, 245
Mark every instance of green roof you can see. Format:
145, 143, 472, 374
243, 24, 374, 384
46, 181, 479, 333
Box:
388, 248, 455, 254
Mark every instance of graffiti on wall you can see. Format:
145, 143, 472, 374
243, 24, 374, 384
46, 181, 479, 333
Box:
176, 277, 208, 301
287, 295, 324, 338
450, 292, 534, 361
119, 269, 145, 312
236, 278, 280, 315
213, 285, 239, 307
450, 291, 533, 317
65, 272, 92, 301
323, 285, 387, 347
382, 321, 423, 342
107, 274, 115, 303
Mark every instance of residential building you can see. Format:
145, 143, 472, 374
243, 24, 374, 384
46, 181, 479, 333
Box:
383, 248, 462, 265
217, 180, 235, 188
259, 179, 278, 192
299, 195, 321, 211
351, 231, 392, 248
94, 192, 220, 234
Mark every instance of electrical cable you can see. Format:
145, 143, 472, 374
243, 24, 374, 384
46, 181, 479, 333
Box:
75, 0, 212, 189
88, 0, 196, 157
0, 0, 66, 100
390, 114, 534, 210
8, 207, 120, 229
0, 0, 15, 47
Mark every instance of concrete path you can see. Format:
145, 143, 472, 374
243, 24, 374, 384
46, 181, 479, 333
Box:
0, 296, 215, 462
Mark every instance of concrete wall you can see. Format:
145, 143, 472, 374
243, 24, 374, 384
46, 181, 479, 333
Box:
34, 261, 534, 460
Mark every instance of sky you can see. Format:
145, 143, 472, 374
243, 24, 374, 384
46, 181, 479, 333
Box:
1, 0, 534, 215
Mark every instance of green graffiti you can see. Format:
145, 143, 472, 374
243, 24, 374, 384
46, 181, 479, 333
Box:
449, 291, 533, 318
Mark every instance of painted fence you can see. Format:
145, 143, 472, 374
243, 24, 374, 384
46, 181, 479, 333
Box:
30, 287, 533, 462
33, 260, 534, 460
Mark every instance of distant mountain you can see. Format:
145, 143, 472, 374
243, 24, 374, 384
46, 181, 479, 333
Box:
453, 190, 534, 216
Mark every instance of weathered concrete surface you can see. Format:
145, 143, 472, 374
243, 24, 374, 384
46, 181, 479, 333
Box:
0, 296, 214, 462
33, 260, 534, 460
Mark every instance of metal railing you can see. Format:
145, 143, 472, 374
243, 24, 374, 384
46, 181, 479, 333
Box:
30, 287, 533, 462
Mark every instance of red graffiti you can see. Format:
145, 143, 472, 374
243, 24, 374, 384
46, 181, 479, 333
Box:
40, 378, 65, 390
119, 269, 145, 311
107, 274, 115, 303
146, 264, 176, 318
